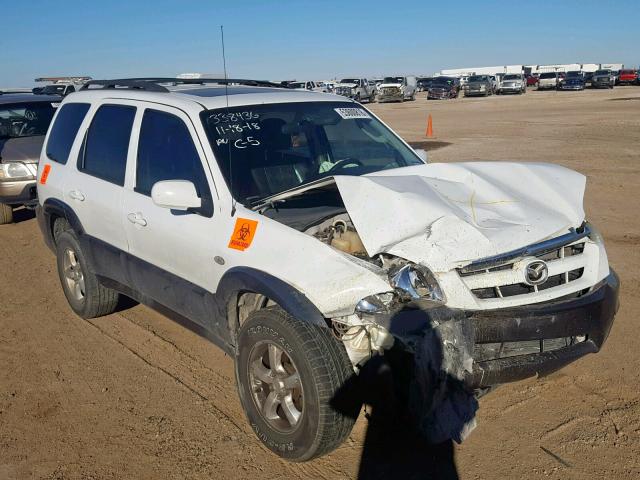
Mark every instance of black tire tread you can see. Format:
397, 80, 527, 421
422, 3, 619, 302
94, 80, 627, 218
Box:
56, 231, 119, 319
240, 307, 355, 461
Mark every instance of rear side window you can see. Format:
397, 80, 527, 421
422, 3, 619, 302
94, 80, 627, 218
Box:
45, 103, 90, 164
136, 109, 212, 216
78, 104, 136, 185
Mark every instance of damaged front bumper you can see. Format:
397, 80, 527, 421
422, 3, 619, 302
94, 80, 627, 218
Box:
374, 270, 619, 389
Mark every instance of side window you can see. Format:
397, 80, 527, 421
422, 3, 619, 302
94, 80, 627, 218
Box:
136, 109, 213, 217
45, 103, 90, 164
78, 104, 136, 186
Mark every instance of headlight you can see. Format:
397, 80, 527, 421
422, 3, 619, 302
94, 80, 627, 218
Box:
389, 264, 446, 305
0, 162, 36, 182
355, 292, 396, 315
479, 85, 486, 90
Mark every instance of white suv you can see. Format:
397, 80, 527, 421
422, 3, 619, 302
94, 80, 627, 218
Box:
36, 78, 619, 462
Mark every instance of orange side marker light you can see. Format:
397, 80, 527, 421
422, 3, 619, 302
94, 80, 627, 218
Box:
40, 164, 52, 185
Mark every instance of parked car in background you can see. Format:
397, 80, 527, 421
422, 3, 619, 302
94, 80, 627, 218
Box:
333, 78, 375, 102
489, 75, 498, 92
377, 76, 417, 102
32, 77, 91, 97
537, 72, 561, 90
617, 69, 637, 85
560, 71, 586, 91
417, 77, 433, 92
286, 81, 327, 92
427, 76, 459, 99
465, 75, 494, 97
497, 73, 526, 94
583, 71, 595, 87
0, 94, 59, 223
525, 74, 539, 86
591, 69, 615, 89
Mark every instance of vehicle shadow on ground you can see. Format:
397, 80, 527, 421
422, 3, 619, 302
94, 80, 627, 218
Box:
331, 313, 477, 480
10, 207, 36, 223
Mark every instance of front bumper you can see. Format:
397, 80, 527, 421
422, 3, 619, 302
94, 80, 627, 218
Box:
561, 84, 584, 90
498, 86, 523, 93
0, 179, 38, 206
375, 270, 619, 388
427, 90, 453, 99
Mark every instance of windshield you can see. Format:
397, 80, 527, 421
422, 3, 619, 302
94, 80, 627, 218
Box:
503, 74, 520, 80
566, 71, 582, 78
201, 102, 423, 204
539, 72, 557, 79
383, 77, 404, 84
595, 70, 610, 75
468, 76, 487, 82
340, 79, 359, 85
431, 77, 452, 87
289, 82, 305, 89
0, 102, 57, 139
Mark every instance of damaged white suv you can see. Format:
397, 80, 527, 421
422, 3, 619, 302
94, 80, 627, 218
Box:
36, 78, 619, 462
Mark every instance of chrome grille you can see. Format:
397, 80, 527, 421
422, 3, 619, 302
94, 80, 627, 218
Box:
458, 227, 590, 300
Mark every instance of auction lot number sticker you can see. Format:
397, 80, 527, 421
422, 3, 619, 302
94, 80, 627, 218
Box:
334, 107, 370, 119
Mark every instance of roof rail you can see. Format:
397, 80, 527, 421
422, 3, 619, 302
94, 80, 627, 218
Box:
80, 77, 283, 92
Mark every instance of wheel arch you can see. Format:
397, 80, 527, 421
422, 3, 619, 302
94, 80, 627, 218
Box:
216, 267, 329, 346
37, 198, 85, 252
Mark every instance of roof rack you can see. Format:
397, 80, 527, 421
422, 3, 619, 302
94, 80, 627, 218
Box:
80, 77, 283, 92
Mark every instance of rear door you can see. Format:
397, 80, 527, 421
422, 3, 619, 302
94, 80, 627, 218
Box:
121, 103, 226, 330
65, 102, 136, 281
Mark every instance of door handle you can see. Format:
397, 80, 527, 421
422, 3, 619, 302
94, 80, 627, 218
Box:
68, 190, 85, 201
127, 212, 148, 227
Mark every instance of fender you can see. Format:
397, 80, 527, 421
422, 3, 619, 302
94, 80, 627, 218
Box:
216, 267, 329, 337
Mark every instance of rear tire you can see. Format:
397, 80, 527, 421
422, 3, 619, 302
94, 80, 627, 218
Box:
56, 230, 120, 319
235, 307, 355, 462
0, 203, 13, 225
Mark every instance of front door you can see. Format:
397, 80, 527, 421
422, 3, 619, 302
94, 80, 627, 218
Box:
122, 104, 226, 333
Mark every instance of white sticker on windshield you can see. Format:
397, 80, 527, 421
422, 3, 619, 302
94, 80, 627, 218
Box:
51, 103, 60, 108
334, 107, 370, 120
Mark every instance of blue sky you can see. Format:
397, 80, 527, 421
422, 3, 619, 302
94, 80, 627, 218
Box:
2, 0, 638, 86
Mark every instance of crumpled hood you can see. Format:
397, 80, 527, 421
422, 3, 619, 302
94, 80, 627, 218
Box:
0, 136, 44, 164
379, 83, 402, 88
334, 162, 585, 272
335, 83, 358, 88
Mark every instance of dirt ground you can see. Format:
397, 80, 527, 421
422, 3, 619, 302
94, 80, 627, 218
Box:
1, 86, 639, 480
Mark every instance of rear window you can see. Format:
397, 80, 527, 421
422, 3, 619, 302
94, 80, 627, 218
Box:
539, 73, 557, 79
45, 103, 90, 164
78, 104, 136, 186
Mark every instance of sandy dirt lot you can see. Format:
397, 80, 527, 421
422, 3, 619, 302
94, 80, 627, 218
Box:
1, 86, 639, 479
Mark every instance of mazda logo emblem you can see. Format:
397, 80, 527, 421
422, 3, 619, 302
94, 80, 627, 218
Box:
525, 260, 549, 286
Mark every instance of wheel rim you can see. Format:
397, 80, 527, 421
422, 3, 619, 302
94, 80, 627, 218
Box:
248, 341, 304, 433
63, 248, 85, 301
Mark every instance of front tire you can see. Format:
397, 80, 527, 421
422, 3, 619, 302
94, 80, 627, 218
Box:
0, 203, 13, 224
235, 307, 355, 462
56, 230, 120, 319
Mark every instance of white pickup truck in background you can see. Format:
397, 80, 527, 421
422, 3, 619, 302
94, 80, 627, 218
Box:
333, 78, 376, 102
377, 76, 417, 102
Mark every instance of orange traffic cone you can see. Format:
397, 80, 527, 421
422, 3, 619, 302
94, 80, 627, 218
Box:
426, 114, 433, 138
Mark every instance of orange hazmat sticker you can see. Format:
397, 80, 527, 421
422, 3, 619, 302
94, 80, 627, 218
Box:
228, 218, 259, 251
40, 164, 51, 185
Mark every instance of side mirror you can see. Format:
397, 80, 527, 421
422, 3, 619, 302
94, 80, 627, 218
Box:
415, 149, 428, 163
151, 180, 201, 211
